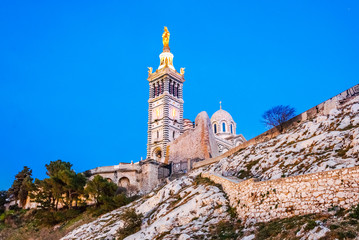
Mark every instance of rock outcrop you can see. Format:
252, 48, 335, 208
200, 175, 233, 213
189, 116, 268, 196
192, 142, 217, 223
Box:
61, 176, 230, 240
207, 95, 359, 181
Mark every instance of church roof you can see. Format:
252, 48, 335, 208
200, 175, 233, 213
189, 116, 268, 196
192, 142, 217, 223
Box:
211, 109, 234, 123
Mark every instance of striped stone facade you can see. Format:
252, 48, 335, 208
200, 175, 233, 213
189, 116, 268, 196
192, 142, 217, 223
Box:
147, 65, 185, 163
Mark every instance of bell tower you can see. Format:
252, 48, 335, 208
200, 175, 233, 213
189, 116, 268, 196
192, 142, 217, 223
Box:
147, 27, 185, 163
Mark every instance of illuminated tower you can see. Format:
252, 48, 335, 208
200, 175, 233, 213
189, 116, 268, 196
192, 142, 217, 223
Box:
147, 27, 185, 163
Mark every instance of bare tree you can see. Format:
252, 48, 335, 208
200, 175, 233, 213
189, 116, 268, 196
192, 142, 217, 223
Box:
262, 105, 296, 132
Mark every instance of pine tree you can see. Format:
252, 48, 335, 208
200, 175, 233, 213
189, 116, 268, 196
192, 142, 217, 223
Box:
45, 160, 73, 210
8, 166, 33, 207
59, 170, 86, 208
85, 175, 117, 206
0, 190, 8, 213
31, 160, 87, 210
30, 178, 54, 210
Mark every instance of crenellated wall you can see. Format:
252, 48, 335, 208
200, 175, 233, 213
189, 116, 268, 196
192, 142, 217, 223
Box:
203, 166, 359, 223
194, 84, 359, 169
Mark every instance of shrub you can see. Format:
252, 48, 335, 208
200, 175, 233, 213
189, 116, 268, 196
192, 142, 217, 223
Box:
210, 220, 239, 240
329, 224, 340, 230
194, 175, 223, 191
338, 231, 356, 239
335, 207, 346, 217
117, 208, 143, 240
304, 220, 317, 231
349, 204, 359, 219
256, 221, 282, 239
0, 213, 5, 222
227, 206, 237, 219
34, 208, 84, 226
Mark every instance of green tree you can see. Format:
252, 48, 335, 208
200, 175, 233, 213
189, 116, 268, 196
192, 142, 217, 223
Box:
85, 175, 117, 206
0, 190, 8, 213
30, 178, 54, 210
45, 160, 73, 210
8, 166, 33, 207
59, 170, 86, 208
45, 160, 72, 177
31, 160, 86, 210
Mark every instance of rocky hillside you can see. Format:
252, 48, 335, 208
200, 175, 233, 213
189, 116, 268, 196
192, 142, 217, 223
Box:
207, 96, 359, 181
61, 95, 359, 239
61, 175, 359, 240
61, 175, 232, 240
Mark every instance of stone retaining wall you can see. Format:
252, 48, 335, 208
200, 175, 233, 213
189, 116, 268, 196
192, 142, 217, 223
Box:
203, 166, 359, 223
194, 84, 359, 169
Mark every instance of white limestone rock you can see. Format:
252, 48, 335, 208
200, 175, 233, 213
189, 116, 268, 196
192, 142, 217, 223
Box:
207, 95, 359, 181
62, 176, 230, 240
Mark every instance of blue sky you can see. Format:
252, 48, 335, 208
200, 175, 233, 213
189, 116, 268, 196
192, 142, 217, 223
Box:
0, 0, 358, 190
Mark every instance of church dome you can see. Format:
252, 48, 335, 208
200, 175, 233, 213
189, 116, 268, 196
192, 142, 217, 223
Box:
211, 109, 234, 123
211, 107, 236, 136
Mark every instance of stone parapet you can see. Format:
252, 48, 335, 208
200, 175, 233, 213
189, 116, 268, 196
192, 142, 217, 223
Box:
90, 163, 141, 174
203, 166, 359, 223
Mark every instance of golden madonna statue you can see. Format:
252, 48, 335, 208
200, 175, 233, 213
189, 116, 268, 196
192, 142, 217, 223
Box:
162, 27, 170, 48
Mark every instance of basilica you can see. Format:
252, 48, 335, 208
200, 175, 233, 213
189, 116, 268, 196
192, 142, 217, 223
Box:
88, 27, 246, 194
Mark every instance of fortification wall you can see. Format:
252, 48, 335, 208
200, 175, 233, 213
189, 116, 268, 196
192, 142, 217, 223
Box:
194, 84, 359, 169
203, 166, 359, 223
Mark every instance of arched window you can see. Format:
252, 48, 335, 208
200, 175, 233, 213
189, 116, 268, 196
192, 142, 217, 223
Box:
222, 122, 226, 132
161, 81, 164, 94
230, 124, 233, 134
173, 131, 175, 139
157, 130, 159, 138
214, 124, 217, 133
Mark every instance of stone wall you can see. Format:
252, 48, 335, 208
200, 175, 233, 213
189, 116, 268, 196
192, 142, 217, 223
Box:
194, 84, 359, 169
89, 160, 169, 195
203, 166, 359, 223
166, 111, 219, 167
140, 161, 162, 193
90, 164, 141, 186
